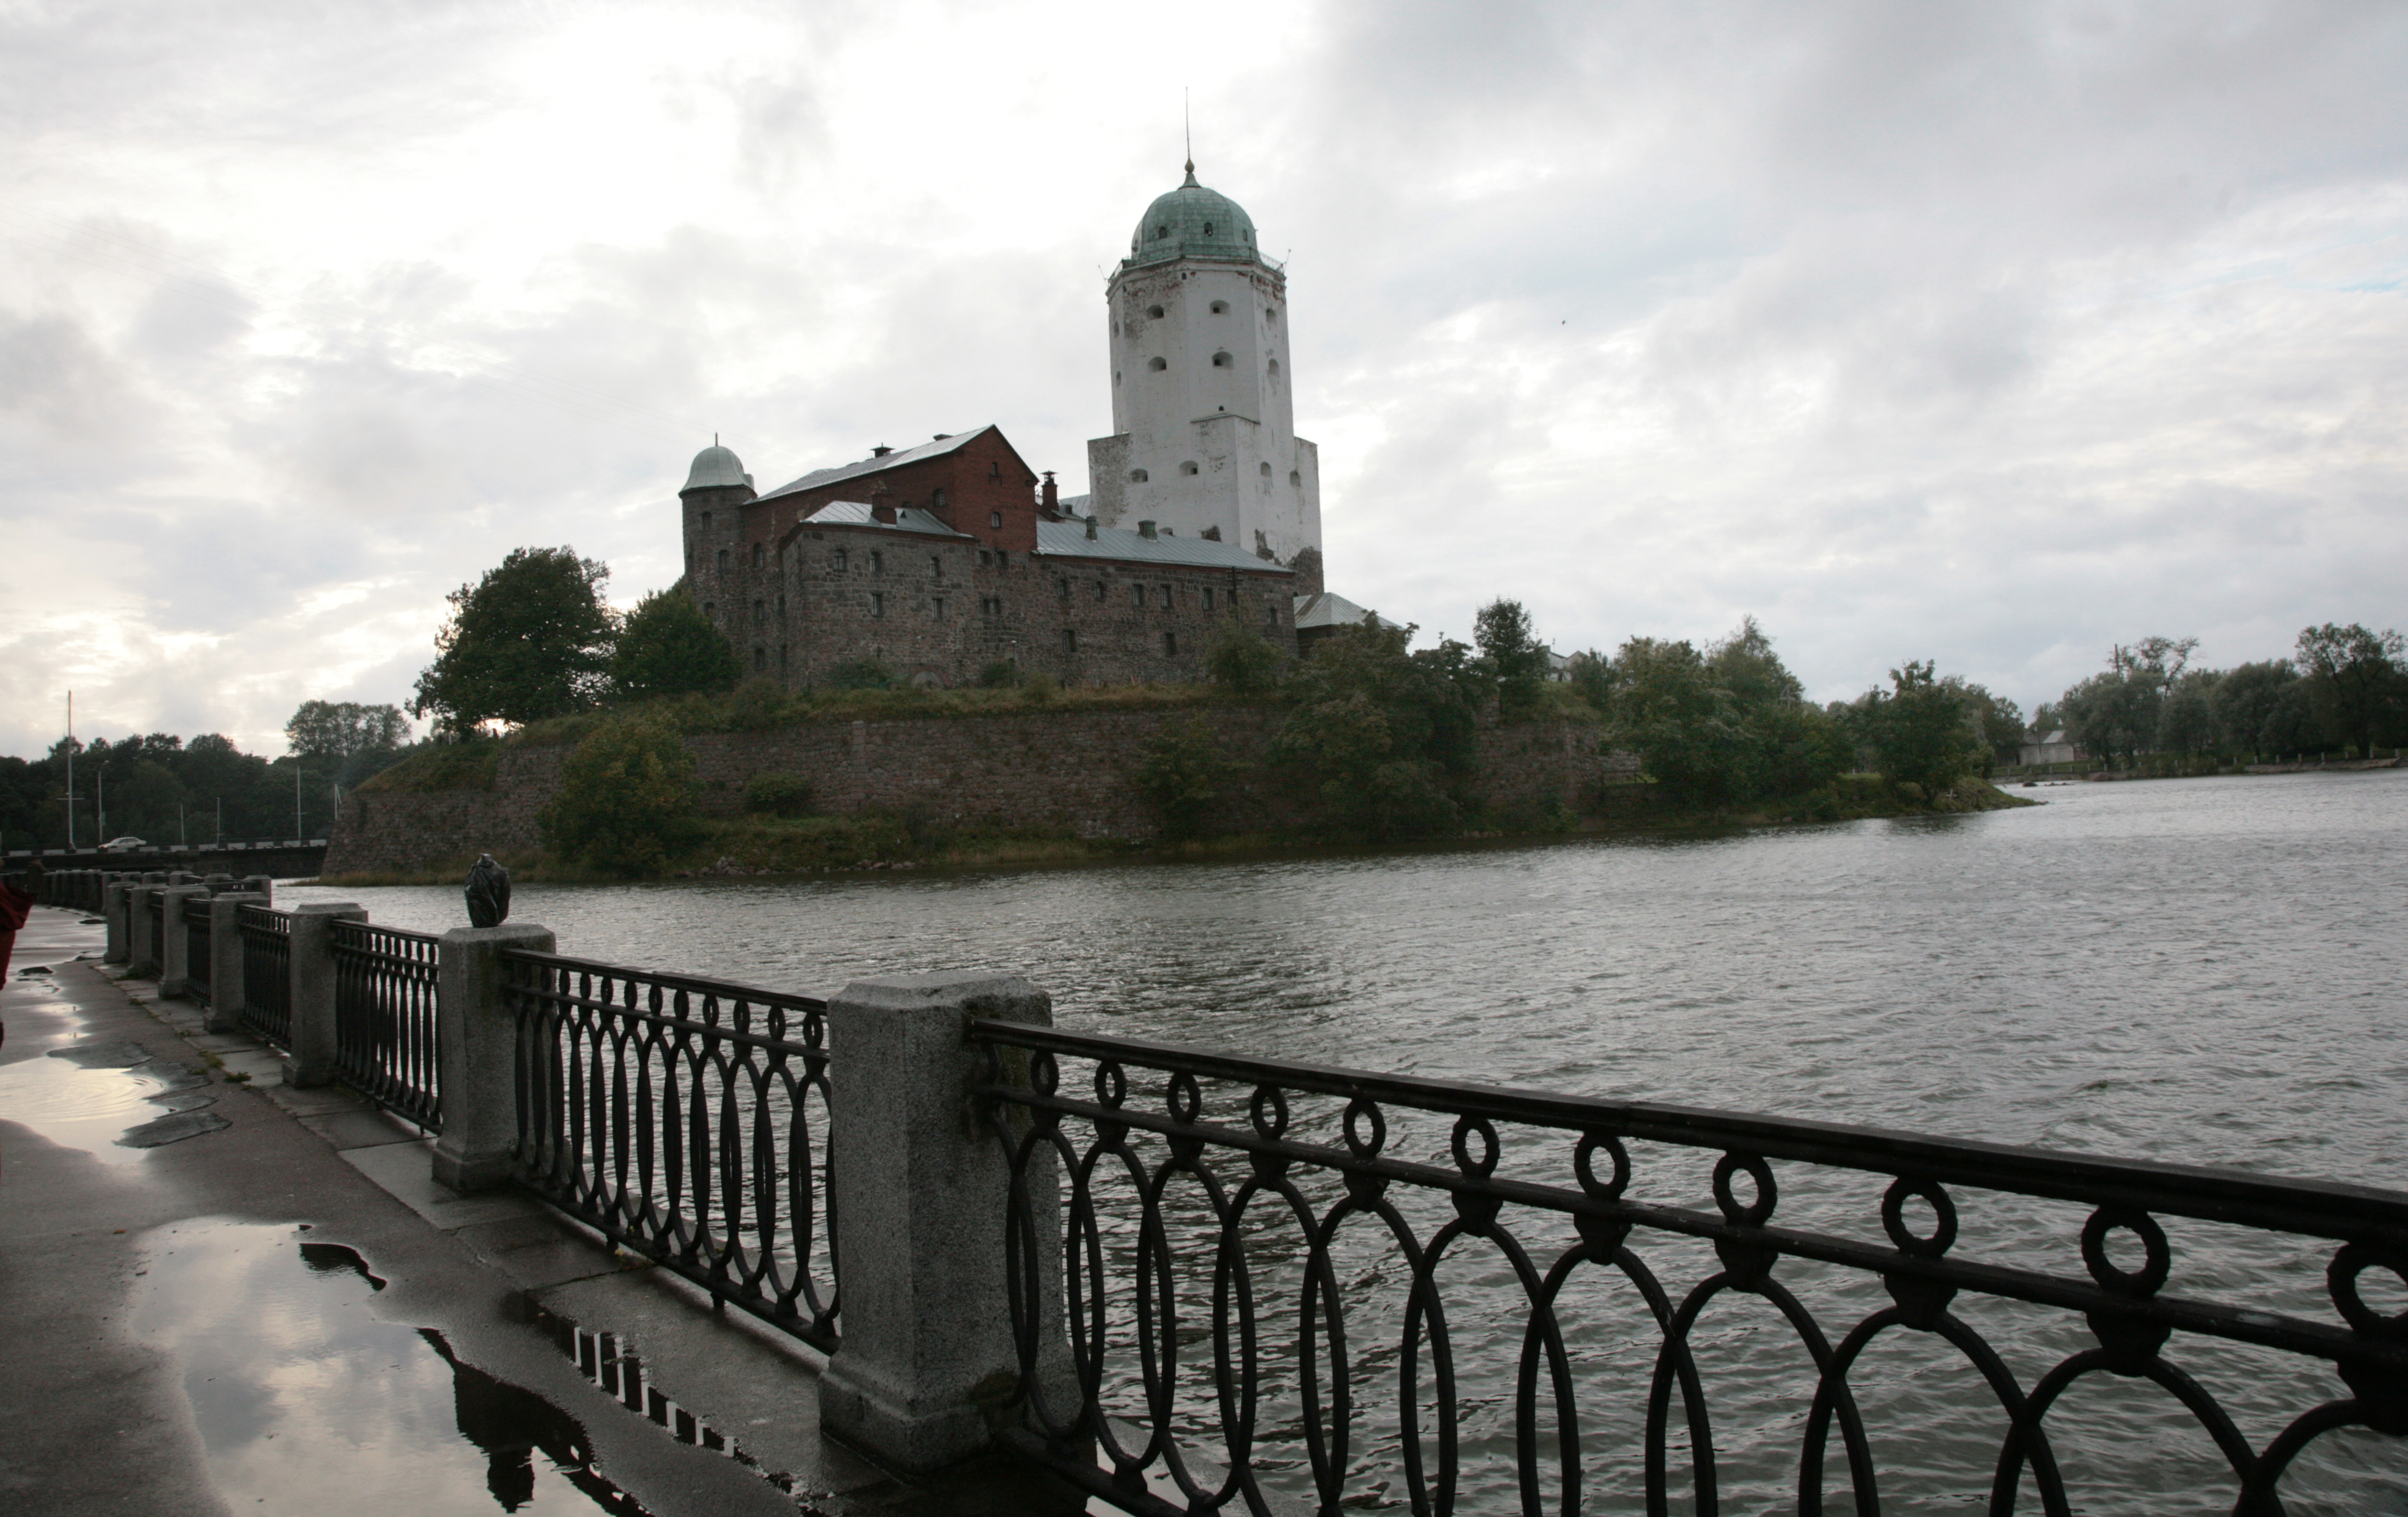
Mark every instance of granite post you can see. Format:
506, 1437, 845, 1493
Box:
819, 972, 1069, 1473
242, 874, 275, 903
205, 892, 265, 1034
126, 883, 160, 977
284, 902, 363, 1088
157, 884, 207, 998
432, 923, 554, 1193
103, 878, 129, 964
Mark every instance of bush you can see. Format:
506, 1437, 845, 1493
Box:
743, 772, 814, 817
611, 585, 740, 701
537, 716, 702, 876
977, 660, 1021, 688
823, 659, 895, 691
1205, 615, 1286, 696
1135, 715, 1243, 839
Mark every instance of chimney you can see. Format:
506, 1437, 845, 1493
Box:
871, 483, 896, 524
1138, 520, 1157, 539
1040, 470, 1058, 514
871, 444, 893, 458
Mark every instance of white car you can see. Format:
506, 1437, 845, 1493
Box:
100, 836, 148, 852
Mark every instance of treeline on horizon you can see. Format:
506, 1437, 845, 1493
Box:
1, 701, 416, 852
2036, 626, 2408, 767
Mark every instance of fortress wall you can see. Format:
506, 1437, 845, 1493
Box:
324, 708, 1626, 876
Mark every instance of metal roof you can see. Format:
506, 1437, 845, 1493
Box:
756, 426, 996, 503
1034, 520, 1291, 573
794, 501, 972, 539
1292, 590, 1400, 631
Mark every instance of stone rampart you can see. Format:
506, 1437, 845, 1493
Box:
323, 706, 1630, 876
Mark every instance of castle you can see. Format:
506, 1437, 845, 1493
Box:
679, 164, 1380, 690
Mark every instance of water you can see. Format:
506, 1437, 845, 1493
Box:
288, 770, 2408, 1513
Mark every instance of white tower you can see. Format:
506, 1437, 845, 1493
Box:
1085, 164, 1321, 568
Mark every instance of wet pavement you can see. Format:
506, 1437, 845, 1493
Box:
0, 905, 1077, 1516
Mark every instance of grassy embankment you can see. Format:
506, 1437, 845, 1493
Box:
329, 682, 2033, 885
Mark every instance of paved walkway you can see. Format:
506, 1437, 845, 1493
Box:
0, 904, 1068, 1516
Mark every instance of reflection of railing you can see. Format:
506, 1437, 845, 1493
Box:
237, 905, 292, 1049
330, 920, 443, 1132
969, 1021, 2408, 1517
504, 951, 840, 1352
181, 896, 213, 1003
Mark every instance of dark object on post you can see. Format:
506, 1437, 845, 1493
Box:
465, 854, 511, 928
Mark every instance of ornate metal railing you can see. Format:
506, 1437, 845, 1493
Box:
181, 895, 213, 1003
969, 1021, 2408, 1517
237, 905, 292, 1049
330, 919, 443, 1131
503, 950, 839, 1351
144, 890, 163, 966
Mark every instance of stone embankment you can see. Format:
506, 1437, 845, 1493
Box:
324, 705, 1629, 878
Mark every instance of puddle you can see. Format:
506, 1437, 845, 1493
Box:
136, 1219, 659, 1515
0, 1021, 223, 1164
519, 1302, 790, 1494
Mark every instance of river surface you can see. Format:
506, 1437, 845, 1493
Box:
286, 770, 2408, 1513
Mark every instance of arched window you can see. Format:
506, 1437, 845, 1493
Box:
1147, 304, 1164, 319
1153, 226, 1167, 241
1268, 359, 1281, 376
1289, 470, 1302, 487
751, 543, 763, 568
1259, 462, 1272, 476
1201, 223, 1213, 236
1179, 461, 1199, 476
990, 511, 1002, 529
715, 548, 729, 573
1130, 469, 1149, 482
933, 488, 946, 508
1209, 300, 1228, 314
1211, 351, 1232, 368
1148, 356, 1167, 372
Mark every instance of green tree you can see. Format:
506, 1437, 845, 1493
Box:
610, 585, 739, 702
1474, 598, 1549, 720
1857, 660, 1984, 793
2058, 637, 2196, 767
537, 714, 701, 876
2156, 670, 2222, 754
2210, 661, 2296, 756
2294, 622, 2407, 755
285, 700, 410, 758
1205, 614, 1286, 696
1610, 637, 1756, 806
412, 546, 614, 735
1136, 715, 1244, 838
1271, 621, 1475, 838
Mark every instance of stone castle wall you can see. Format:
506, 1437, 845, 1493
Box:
324, 707, 1632, 877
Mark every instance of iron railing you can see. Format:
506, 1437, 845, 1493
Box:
969, 1021, 2408, 1517
182, 895, 213, 1003
144, 890, 163, 966
330, 919, 443, 1131
504, 950, 840, 1351
237, 905, 293, 1050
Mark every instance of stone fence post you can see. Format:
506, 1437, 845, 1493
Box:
284, 902, 364, 1088
432, 923, 555, 1194
158, 884, 208, 998
205, 892, 265, 1034
243, 874, 275, 903
126, 883, 160, 977
819, 972, 1068, 1474
103, 878, 130, 964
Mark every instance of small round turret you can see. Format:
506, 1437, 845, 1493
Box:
682, 442, 752, 494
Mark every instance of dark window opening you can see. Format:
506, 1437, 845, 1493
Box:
1163, 631, 1178, 657
990, 512, 1002, 529
990, 461, 1001, 478
1093, 580, 1106, 600
1148, 356, 1167, 372
833, 548, 847, 572
979, 551, 991, 567
1063, 627, 1077, 654
931, 556, 943, 578
716, 548, 729, 573
751, 599, 764, 624
753, 646, 766, 671
700, 512, 712, 529
1211, 351, 1232, 368
932, 597, 946, 620
871, 592, 884, 618
1131, 583, 1146, 608
1202, 587, 1214, 610
703, 601, 714, 618
933, 488, 945, 508
1210, 300, 1228, 314
870, 551, 883, 576
982, 596, 1002, 617
1130, 469, 1149, 482
1158, 584, 1172, 608
1147, 304, 1164, 318
1179, 461, 1198, 476
752, 543, 763, 568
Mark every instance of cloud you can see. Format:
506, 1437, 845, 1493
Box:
1, 0, 2404, 757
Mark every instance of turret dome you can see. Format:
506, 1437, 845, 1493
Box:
682, 441, 752, 493
1126, 164, 1263, 269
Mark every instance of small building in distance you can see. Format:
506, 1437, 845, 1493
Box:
681, 427, 1296, 691
2019, 729, 2083, 767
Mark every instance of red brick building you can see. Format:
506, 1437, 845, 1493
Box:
680, 426, 1299, 689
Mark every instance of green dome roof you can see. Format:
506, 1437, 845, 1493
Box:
1126, 165, 1262, 268
682, 442, 751, 493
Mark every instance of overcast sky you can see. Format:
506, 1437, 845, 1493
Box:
4, 0, 2403, 757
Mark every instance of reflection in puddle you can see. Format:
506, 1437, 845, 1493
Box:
137, 1219, 655, 1515
518, 1303, 788, 1493
0, 1027, 221, 1164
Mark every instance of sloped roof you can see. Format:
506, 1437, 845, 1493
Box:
792, 501, 972, 539
756, 426, 996, 503
1293, 590, 1400, 631
1034, 520, 1291, 573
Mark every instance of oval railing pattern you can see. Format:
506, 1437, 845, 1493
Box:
329, 919, 443, 1131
